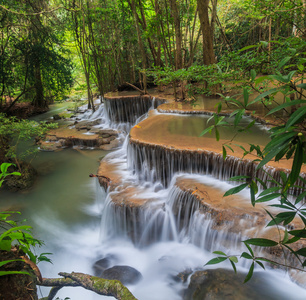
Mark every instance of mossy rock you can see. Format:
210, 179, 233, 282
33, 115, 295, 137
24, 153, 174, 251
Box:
0, 250, 38, 300
4, 163, 37, 191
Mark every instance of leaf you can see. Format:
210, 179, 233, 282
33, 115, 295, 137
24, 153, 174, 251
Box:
229, 256, 238, 263
256, 193, 281, 203
250, 69, 256, 82
228, 175, 250, 181
241, 252, 253, 259
205, 256, 227, 266
215, 128, 220, 141
258, 187, 281, 197
223, 183, 248, 197
234, 109, 245, 127
222, 146, 226, 160
297, 83, 306, 89
0, 163, 13, 174
238, 44, 258, 52
0, 259, 24, 268
244, 262, 254, 283
213, 251, 227, 256
244, 238, 278, 247
266, 100, 306, 116
0, 271, 30, 277
200, 125, 214, 137
288, 141, 303, 186
278, 56, 291, 69
295, 248, 306, 257
289, 229, 306, 238
249, 87, 283, 105
243, 88, 249, 108
255, 261, 265, 270
285, 106, 306, 129
230, 260, 237, 273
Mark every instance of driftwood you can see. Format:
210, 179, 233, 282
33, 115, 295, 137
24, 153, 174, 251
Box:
125, 82, 147, 95
39, 272, 137, 300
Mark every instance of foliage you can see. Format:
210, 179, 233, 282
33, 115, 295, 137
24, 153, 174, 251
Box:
0, 162, 52, 277
0, 113, 57, 169
203, 52, 306, 281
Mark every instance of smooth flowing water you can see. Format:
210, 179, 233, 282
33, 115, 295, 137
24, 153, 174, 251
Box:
1, 101, 305, 300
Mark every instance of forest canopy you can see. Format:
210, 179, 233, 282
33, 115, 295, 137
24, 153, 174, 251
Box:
0, 0, 305, 109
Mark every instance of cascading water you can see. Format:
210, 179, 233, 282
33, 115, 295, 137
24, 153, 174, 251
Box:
21, 97, 306, 300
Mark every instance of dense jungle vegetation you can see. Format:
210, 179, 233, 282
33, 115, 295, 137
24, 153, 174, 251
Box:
0, 0, 306, 299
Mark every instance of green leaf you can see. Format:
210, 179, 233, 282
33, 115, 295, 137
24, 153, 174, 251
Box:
256, 193, 281, 203
266, 100, 306, 116
229, 256, 238, 263
244, 262, 254, 283
205, 256, 227, 266
222, 146, 226, 159
0, 259, 24, 268
288, 141, 303, 186
228, 175, 250, 181
249, 87, 283, 105
278, 56, 291, 69
223, 183, 248, 197
289, 229, 306, 238
230, 260, 237, 273
244, 242, 254, 257
213, 251, 227, 256
296, 192, 306, 204
0, 271, 30, 277
296, 248, 306, 257
250, 69, 256, 82
238, 44, 258, 52
255, 261, 265, 270
215, 128, 220, 141
244, 238, 278, 247
200, 125, 214, 137
285, 106, 306, 130
243, 88, 249, 108
297, 83, 306, 89
258, 187, 281, 197
241, 252, 253, 259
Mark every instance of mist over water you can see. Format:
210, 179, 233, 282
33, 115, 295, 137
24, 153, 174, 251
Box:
1, 101, 306, 299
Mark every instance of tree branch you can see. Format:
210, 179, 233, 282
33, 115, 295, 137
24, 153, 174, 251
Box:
39, 272, 137, 300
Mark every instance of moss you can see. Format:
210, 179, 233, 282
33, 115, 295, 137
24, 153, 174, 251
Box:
91, 276, 137, 300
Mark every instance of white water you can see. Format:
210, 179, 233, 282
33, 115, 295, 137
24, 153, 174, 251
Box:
19, 99, 306, 299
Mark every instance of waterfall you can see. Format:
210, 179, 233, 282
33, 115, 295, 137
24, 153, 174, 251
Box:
127, 141, 306, 193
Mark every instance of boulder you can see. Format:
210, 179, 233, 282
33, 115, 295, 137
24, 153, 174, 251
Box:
74, 119, 101, 130
184, 268, 289, 300
92, 257, 112, 277
100, 265, 142, 285
53, 114, 61, 120
99, 139, 119, 150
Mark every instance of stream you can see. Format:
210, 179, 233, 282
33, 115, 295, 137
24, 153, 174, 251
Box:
1, 101, 306, 300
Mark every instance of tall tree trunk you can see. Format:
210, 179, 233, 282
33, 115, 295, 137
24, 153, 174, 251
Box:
128, 0, 147, 93
169, 0, 182, 69
197, 0, 215, 65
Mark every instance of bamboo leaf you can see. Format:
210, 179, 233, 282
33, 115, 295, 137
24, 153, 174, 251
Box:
244, 262, 254, 283
223, 183, 248, 197
244, 238, 278, 247
205, 257, 227, 265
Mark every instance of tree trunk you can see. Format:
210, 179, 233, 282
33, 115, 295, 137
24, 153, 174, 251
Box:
197, 0, 215, 65
128, 0, 147, 93
169, 0, 182, 69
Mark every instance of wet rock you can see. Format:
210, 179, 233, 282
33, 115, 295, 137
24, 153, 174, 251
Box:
184, 268, 288, 300
39, 141, 62, 152
100, 265, 142, 285
74, 119, 101, 130
92, 258, 112, 276
99, 139, 119, 150
45, 135, 58, 142
4, 163, 37, 191
53, 114, 61, 120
